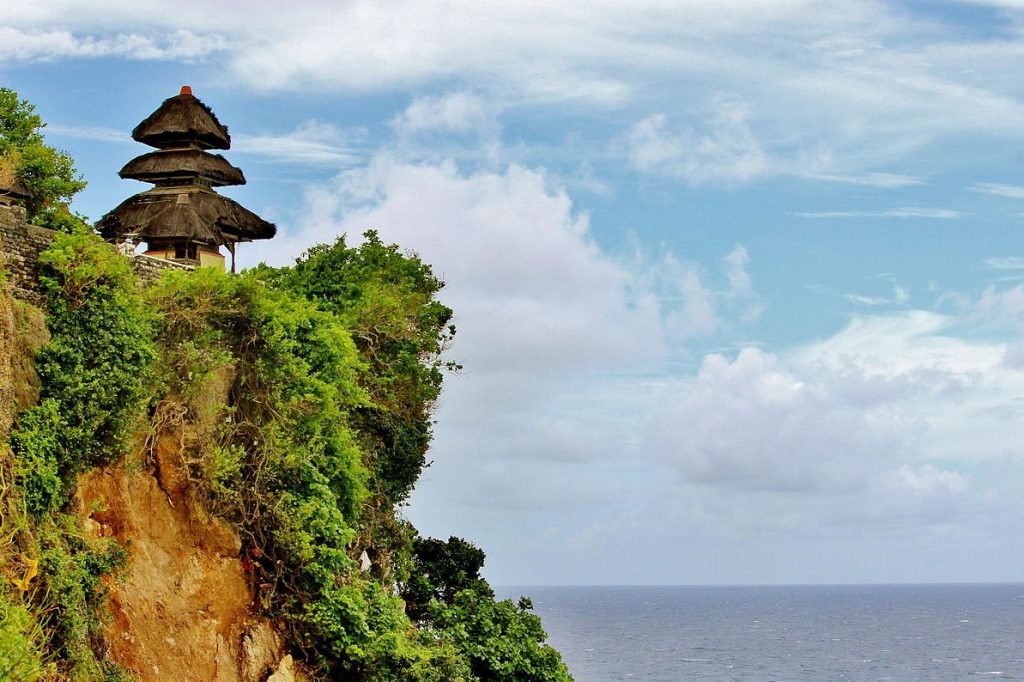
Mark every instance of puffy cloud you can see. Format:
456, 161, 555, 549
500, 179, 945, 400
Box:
278, 156, 756, 375
263, 156, 759, 528
648, 348, 904, 492
391, 92, 497, 138
241, 145, 1024, 583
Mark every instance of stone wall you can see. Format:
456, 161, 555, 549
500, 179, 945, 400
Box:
0, 204, 56, 304
0, 204, 191, 304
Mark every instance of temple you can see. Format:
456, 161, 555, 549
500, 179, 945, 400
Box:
97, 86, 275, 270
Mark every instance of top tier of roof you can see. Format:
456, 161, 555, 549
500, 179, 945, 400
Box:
132, 86, 231, 150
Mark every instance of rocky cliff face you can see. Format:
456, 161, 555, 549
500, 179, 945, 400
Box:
0, 285, 299, 681
75, 446, 292, 681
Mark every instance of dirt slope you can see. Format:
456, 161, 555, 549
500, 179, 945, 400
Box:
77, 436, 293, 681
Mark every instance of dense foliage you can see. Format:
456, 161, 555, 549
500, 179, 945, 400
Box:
4, 230, 148, 680
403, 535, 486, 621
12, 230, 155, 514
431, 585, 573, 682
264, 231, 459, 506
0, 88, 88, 231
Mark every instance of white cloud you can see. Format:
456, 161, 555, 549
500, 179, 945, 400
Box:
808, 172, 925, 188
260, 150, 1024, 582
843, 283, 910, 307
9, 1, 1024, 181
846, 293, 893, 306
971, 182, 1024, 199
391, 92, 497, 138
794, 207, 964, 219
45, 124, 129, 143
648, 347, 903, 492
232, 120, 364, 168
266, 156, 764, 528
282, 156, 751, 371
621, 95, 768, 184
0, 26, 225, 62
987, 256, 1024, 270
888, 464, 968, 496
278, 151, 1024, 549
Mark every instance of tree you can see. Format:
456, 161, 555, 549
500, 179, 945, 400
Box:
403, 537, 574, 681
403, 536, 487, 621
0, 87, 87, 231
429, 583, 574, 682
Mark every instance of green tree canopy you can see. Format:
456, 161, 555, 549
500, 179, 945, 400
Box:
403, 536, 487, 621
0, 87, 87, 231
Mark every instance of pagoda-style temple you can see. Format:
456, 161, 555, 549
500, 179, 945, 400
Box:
98, 86, 275, 270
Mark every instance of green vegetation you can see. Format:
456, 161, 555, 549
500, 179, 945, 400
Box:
14, 230, 155, 512
0, 88, 571, 681
0, 88, 88, 231
3, 229, 147, 680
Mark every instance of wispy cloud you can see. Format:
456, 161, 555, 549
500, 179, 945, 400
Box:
232, 120, 364, 168
846, 294, 891, 306
620, 94, 768, 185
46, 124, 129, 143
794, 207, 964, 219
0, 26, 226, 62
808, 172, 925, 188
47, 118, 365, 169
971, 182, 1024, 199
9, 1, 1024, 184
986, 256, 1024, 270
845, 285, 909, 307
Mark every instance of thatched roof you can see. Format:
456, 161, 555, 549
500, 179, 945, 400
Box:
0, 161, 33, 203
132, 87, 231, 150
119, 149, 245, 187
97, 186, 276, 246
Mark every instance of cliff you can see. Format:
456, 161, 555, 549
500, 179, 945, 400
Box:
0, 206, 296, 680
0, 204, 572, 681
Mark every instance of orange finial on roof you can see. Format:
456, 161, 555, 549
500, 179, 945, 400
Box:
180, 85, 193, 96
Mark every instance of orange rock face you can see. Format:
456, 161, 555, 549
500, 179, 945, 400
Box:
77, 436, 285, 682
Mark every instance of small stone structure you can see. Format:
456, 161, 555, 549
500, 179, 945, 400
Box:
0, 204, 188, 304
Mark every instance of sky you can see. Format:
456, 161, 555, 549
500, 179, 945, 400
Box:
5, 0, 1024, 586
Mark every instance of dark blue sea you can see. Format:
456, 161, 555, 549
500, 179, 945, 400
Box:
495, 584, 1024, 681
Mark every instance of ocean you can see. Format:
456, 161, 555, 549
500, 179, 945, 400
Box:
495, 584, 1024, 681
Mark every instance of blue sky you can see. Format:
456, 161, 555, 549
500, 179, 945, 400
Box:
5, 0, 1024, 585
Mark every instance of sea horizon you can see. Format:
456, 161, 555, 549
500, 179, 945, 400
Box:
497, 580, 1024, 589
495, 583, 1024, 680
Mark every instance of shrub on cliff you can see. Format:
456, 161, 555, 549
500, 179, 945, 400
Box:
11, 230, 154, 513
5, 230, 146, 679
147, 266, 465, 679
263, 231, 458, 506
